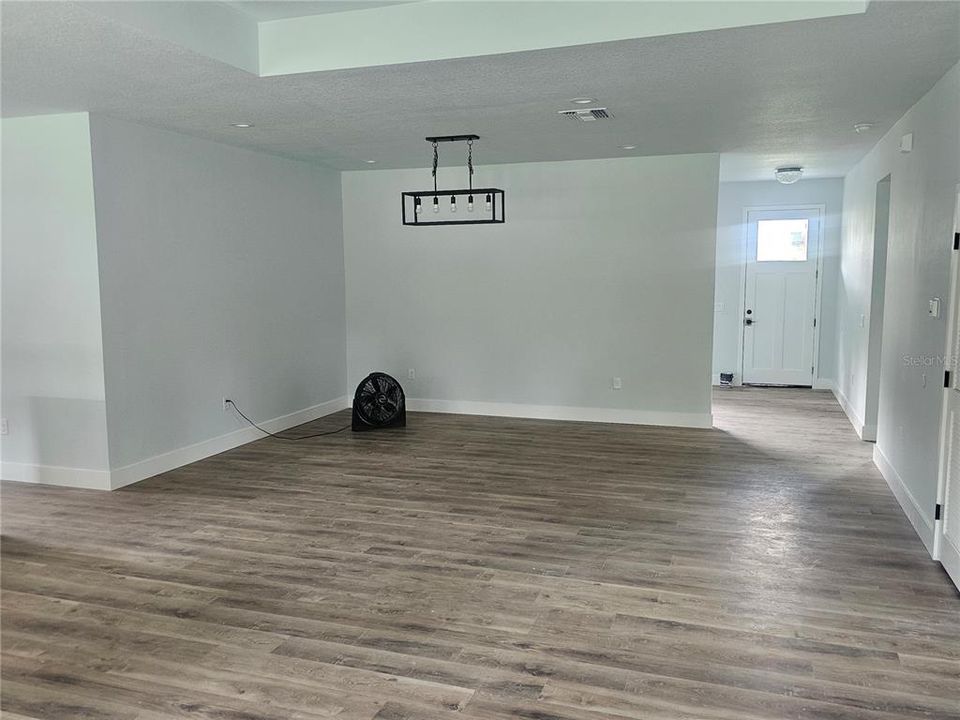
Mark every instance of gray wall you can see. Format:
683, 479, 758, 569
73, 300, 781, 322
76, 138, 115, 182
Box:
89, 115, 347, 470
343, 153, 720, 427
713, 179, 843, 385
834, 62, 959, 550
1, 113, 111, 487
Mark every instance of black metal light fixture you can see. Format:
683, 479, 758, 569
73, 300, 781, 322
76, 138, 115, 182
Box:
401, 134, 504, 226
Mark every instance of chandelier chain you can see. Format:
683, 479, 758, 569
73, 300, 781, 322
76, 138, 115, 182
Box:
432, 142, 439, 194
467, 140, 474, 191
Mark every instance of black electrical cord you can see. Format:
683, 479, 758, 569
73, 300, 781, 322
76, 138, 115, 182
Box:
226, 400, 350, 440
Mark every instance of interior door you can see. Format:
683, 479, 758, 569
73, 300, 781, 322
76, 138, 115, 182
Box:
742, 208, 820, 386
936, 188, 960, 589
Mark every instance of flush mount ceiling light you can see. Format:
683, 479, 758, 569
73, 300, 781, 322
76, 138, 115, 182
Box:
365, 159, 377, 164
230, 122, 254, 128
401, 135, 504, 226
853, 122, 874, 134
620, 144, 637, 150
569, 97, 596, 105
774, 166, 804, 184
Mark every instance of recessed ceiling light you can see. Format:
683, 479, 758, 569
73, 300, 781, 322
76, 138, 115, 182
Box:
853, 122, 874, 134
620, 145, 637, 150
365, 160, 377, 164
231, 122, 254, 128
569, 97, 596, 105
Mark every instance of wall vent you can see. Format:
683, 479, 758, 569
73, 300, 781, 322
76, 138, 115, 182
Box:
558, 107, 612, 121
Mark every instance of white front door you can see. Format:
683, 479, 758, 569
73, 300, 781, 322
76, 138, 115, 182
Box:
742, 208, 821, 386
936, 188, 960, 590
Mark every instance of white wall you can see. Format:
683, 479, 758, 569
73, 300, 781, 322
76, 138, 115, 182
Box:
343, 154, 720, 427
862, 175, 891, 440
713, 179, 843, 385
88, 115, 347, 484
1, 113, 112, 489
835, 63, 959, 551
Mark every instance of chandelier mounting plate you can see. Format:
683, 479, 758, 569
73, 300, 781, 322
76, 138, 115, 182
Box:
425, 134, 480, 144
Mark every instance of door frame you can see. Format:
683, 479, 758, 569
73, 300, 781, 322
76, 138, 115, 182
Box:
933, 182, 960, 565
735, 204, 826, 386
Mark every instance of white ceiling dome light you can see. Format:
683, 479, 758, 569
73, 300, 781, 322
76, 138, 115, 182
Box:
774, 166, 804, 184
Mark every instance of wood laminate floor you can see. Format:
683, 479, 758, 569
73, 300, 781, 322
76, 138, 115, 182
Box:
1, 387, 958, 719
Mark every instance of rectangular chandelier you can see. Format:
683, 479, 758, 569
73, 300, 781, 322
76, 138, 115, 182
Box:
401, 187, 504, 226
401, 134, 505, 226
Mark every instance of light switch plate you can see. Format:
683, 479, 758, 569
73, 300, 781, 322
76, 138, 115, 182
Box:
900, 133, 913, 153
929, 298, 941, 318
612, 377, 622, 390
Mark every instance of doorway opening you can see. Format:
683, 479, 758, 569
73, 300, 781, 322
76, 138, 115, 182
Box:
862, 175, 892, 441
739, 206, 824, 387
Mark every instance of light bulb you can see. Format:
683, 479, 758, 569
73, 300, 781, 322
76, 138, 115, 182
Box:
467, 194, 474, 212
485, 193, 492, 211
450, 195, 457, 213
433, 196, 439, 213
415, 197, 422, 215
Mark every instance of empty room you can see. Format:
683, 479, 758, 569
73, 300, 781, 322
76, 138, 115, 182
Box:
2, 1, 960, 718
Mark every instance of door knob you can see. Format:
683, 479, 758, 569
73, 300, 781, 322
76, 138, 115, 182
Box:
744, 318, 755, 326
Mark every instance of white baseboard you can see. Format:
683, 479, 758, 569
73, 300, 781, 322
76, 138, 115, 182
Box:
109, 395, 350, 490
405, 397, 713, 429
873, 444, 935, 555
831, 384, 877, 441
4, 396, 351, 491
831, 385, 868, 439
1, 461, 112, 490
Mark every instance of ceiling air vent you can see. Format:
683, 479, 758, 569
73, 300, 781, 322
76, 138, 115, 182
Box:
558, 107, 612, 122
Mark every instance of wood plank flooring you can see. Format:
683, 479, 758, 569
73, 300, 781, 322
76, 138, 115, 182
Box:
2, 387, 958, 719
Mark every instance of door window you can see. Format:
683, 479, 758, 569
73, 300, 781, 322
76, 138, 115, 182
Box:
756, 219, 809, 262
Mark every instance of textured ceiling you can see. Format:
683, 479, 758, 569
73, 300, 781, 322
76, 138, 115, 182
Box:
2, 1, 957, 180
225, 1, 420, 22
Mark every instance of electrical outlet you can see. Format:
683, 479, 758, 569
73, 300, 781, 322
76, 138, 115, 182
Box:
612, 377, 622, 390
859, 314, 866, 328
0, 418, 7, 435
407, 369, 416, 380
222, 398, 232, 412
